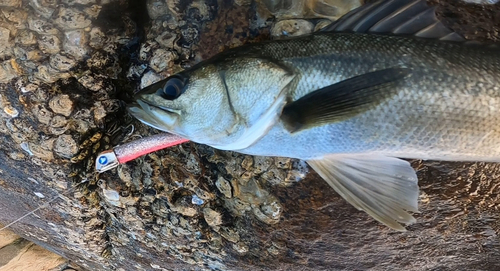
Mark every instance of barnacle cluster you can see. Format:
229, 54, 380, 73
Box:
257, 0, 363, 20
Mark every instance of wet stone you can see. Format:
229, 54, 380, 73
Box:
314, 19, 332, 32
62, 0, 97, 4
1, 8, 26, 27
54, 134, 78, 159
63, 30, 89, 58
88, 27, 106, 49
55, 7, 92, 30
216, 177, 232, 198
103, 188, 121, 207
0, 26, 11, 47
203, 208, 222, 228
0, 60, 19, 83
270, 19, 314, 38
234, 0, 252, 5
49, 94, 73, 117
26, 50, 44, 61
155, 31, 177, 48
150, 49, 177, 73
305, 0, 363, 20
38, 35, 61, 54
139, 41, 158, 61
83, 5, 102, 19
32, 104, 53, 124
49, 54, 77, 72
28, 0, 57, 19
33, 65, 65, 84
232, 242, 249, 254
27, 18, 59, 35
77, 72, 107, 91
15, 30, 37, 45
127, 64, 147, 79
49, 115, 68, 134
0, 0, 21, 7
0, 32, 12, 58
28, 139, 55, 161
147, 0, 171, 20
140, 71, 164, 89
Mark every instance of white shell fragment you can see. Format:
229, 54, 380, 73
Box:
3, 105, 19, 117
34, 192, 45, 198
20, 142, 33, 155
191, 195, 204, 205
103, 188, 121, 207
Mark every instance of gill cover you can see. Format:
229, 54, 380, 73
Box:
129, 58, 296, 148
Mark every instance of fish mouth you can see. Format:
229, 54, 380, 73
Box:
127, 99, 180, 133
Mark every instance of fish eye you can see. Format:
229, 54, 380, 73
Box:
158, 76, 186, 100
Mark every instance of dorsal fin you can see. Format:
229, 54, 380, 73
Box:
321, 0, 465, 42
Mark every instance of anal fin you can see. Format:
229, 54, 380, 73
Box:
307, 154, 419, 231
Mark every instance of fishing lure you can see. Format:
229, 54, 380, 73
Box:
95, 133, 189, 172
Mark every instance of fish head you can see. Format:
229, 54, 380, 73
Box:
128, 57, 296, 149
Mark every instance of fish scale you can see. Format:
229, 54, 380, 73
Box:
233, 34, 500, 161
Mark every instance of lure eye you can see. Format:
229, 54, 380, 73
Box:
158, 76, 186, 100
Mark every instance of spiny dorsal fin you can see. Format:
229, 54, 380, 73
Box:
321, 0, 465, 42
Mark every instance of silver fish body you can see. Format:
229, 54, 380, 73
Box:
127, 0, 500, 231
236, 33, 500, 161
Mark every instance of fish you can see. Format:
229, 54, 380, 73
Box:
127, 0, 500, 231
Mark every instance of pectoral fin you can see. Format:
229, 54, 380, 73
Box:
281, 68, 410, 133
307, 154, 419, 231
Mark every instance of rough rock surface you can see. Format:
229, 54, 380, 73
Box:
0, 224, 72, 271
0, 0, 500, 271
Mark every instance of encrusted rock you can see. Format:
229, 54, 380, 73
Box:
203, 208, 222, 228
215, 177, 232, 198
0, 26, 12, 53
49, 115, 68, 135
305, 0, 363, 20
0, 0, 21, 7
28, 138, 55, 161
27, 18, 59, 35
258, 0, 362, 20
271, 19, 314, 38
147, 0, 171, 20
62, 0, 97, 5
0, 59, 19, 83
140, 70, 164, 89
28, 0, 57, 18
63, 30, 89, 58
15, 30, 37, 45
55, 7, 92, 30
49, 54, 77, 72
150, 49, 177, 73
54, 134, 78, 159
314, 19, 332, 32
38, 35, 61, 54
32, 104, 53, 124
49, 94, 73, 117
33, 65, 62, 83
